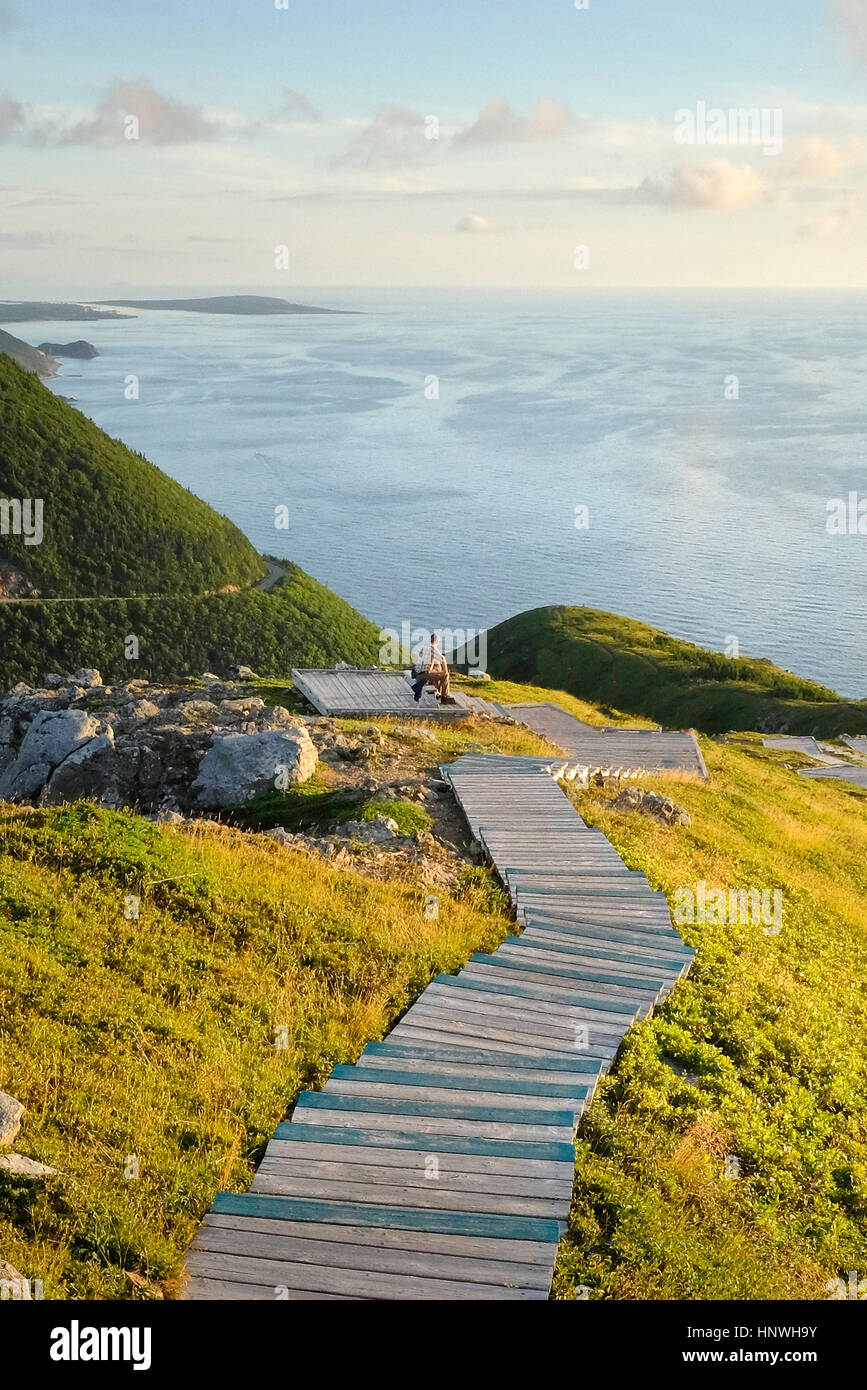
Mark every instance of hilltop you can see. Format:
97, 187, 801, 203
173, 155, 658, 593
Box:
481, 604, 867, 737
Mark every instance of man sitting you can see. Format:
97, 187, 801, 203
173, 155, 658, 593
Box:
411, 633, 455, 704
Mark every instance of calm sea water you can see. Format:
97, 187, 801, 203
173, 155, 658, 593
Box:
30, 289, 867, 697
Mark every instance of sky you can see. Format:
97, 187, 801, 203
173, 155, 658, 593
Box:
2, 0, 867, 291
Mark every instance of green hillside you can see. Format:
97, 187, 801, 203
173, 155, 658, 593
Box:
483, 604, 867, 736
0, 355, 262, 596
0, 563, 381, 685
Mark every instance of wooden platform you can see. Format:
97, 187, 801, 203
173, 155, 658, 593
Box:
798, 765, 867, 787
506, 703, 708, 779
292, 668, 505, 720
182, 752, 692, 1301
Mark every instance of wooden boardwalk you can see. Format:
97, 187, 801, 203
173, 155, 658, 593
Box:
183, 752, 692, 1300
292, 667, 506, 720
507, 702, 708, 779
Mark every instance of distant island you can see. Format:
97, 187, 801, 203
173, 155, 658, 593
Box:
96, 295, 351, 315
0, 302, 133, 323
37, 341, 99, 359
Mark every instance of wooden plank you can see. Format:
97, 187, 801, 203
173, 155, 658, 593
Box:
183, 1275, 348, 1300
328, 1063, 592, 1100
361, 1039, 604, 1074
294, 1090, 576, 1128
192, 1222, 554, 1288
272, 1122, 575, 1163
261, 1138, 575, 1181
184, 1249, 547, 1299
200, 1211, 558, 1263
249, 1172, 571, 1218
292, 1106, 573, 1143
211, 1191, 562, 1242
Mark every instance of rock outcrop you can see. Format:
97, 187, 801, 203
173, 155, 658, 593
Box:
0, 670, 318, 813
611, 786, 691, 826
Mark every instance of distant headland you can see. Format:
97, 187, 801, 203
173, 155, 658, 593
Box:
96, 295, 353, 315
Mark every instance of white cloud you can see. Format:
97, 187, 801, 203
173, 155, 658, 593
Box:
58, 79, 223, 146
454, 96, 580, 147
638, 159, 765, 208
455, 213, 494, 233
330, 106, 431, 170
786, 134, 864, 178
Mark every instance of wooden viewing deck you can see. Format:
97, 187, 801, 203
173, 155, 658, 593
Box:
183, 751, 693, 1301
506, 702, 708, 780
292, 667, 507, 720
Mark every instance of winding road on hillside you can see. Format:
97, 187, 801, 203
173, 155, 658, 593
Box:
0, 557, 287, 604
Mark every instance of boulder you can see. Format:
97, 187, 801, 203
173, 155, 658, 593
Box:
231, 665, 257, 680
611, 786, 691, 826
0, 708, 102, 800
0, 1153, 58, 1179
68, 668, 102, 688
339, 815, 399, 843
0, 1092, 24, 1146
192, 728, 317, 807
40, 732, 122, 806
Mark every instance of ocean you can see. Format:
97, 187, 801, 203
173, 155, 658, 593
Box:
29, 288, 867, 697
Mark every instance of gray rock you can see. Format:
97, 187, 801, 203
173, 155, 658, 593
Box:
68, 668, 101, 688
0, 1153, 58, 1179
130, 699, 160, 721
200, 672, 222, 684
339, 815, 399, 843
43, 673, 65, 689
0, 1092, 24, 1146
263, 826, 295, 845
4, 708, 101, 796
40, 732, 118, 806
611, 786, 691, 826
231, 665, 257, 679
192, 728, 317, 807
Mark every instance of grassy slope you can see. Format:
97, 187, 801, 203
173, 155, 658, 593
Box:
554, 741, 867, 1300
485, 605, 867, 736
0, 804, 512, 1299
0, 355, 262, 596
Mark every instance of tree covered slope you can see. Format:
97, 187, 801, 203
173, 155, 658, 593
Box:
0, 355, 263, 597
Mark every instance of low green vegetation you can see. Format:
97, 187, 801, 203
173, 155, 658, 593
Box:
225, 780, 433, 837
484, 604, 867, 736
553, 737, 867, 1300
0, 803, 512, 1299
0, 356, 262, 596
